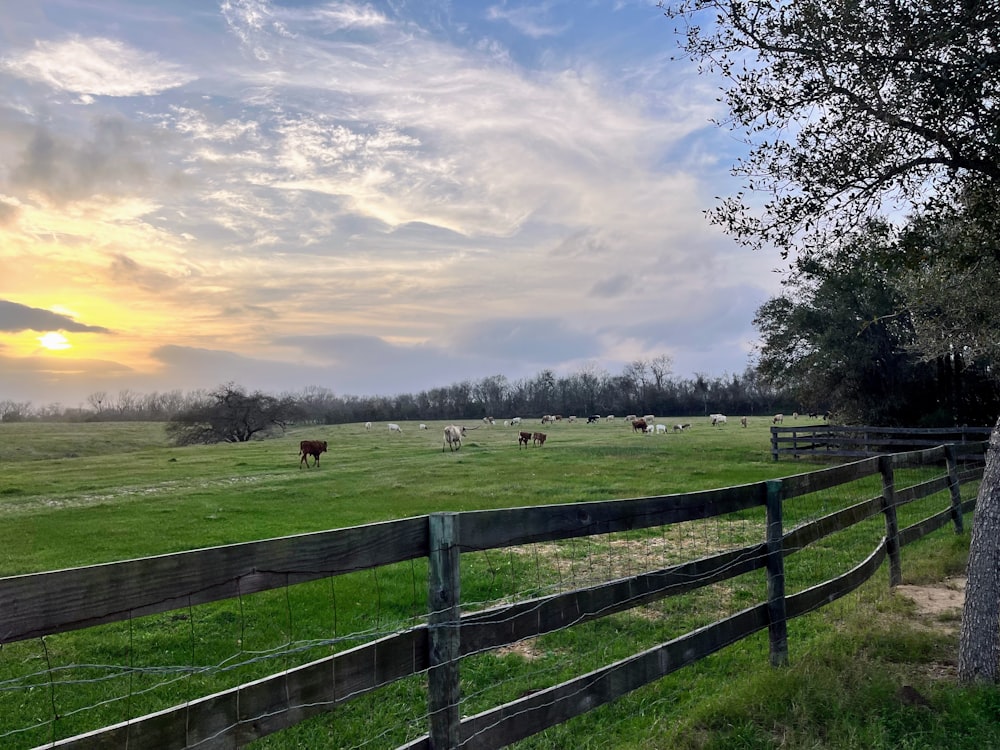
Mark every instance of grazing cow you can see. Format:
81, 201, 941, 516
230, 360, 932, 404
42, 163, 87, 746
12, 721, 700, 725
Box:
606, 415, 615, 422
773, 413, 784, 424
655, 424, 667, 434
643, 414, 655, 423
365, 421, 372, 431
532, 431, 547, 446
632, 418, 648, 433
419, 423, 427, 430
541, 414, 555, 424
625, 415, 637, 422
483, 416, 495, 426
645, 425, 654, 433
511, 417, 522, 426
740, 416, 748, 428
712, 414, 728, 426
518, 430, 532, 449
673, 423, 691, 432
792, 412, 799, 420
299, 440, 328, 468
568, 415, 576, 423
388, 423, 402, 434
443, 425, 467, 452
587, 414, 600, 424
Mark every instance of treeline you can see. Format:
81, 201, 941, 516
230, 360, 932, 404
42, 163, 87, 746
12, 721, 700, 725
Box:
0, 360, 795, 426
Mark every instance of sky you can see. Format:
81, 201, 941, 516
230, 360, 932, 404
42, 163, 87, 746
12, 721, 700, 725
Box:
0, 0, 783, 408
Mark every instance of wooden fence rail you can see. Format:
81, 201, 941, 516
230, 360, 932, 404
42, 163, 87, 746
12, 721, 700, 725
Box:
0, 443, 983, 750
770, 424, 991, 461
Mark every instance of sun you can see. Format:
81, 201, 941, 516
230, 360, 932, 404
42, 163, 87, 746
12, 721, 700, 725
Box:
38, 332, 72, 351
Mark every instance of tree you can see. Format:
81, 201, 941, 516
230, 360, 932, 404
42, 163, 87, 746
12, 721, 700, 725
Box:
166, 383, 300, 445
661, 0, 1000, 681
662, 0, 1000, 257
753, 222, 946, 424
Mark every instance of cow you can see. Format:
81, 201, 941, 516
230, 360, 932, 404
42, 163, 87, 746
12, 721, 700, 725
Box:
365, 421, 372, 431
655, 423, 667, 434
532, 431, 547, 446
712, 414, 728, 426
773, 413, 784, 424
511, 417, 522, 426
587, 414, 600, 423
518, 430, 532, 448
388, 423, 402, 434
631, 418, 647, 433
299, 440, 328, 468
443, 425, 467, 452
740, 416, 748, 428
419, 423, 427, 430
673, 423, 691, 432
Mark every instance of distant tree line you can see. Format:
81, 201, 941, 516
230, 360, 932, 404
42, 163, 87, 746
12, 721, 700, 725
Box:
0, 359, 797, 433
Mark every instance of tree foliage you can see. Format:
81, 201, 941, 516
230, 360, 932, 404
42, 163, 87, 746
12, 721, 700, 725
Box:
166, 383, 301, 445
661, 0, 1000, 256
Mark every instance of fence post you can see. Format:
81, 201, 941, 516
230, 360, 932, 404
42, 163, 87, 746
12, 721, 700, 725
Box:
428, 512, 461, 749
770, 427, 779, 461
765, 480, 789, 667
878, 455, 902, 587
944, 444, 965, 534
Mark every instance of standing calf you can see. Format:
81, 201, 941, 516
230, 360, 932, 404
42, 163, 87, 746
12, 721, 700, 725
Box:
299, 440, 328, 468
532, 431, 547, 446
518, 431, 532, 449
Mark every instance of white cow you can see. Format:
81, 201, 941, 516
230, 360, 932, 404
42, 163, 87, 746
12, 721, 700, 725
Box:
712, 414, 728, 426
442, 425, 467, 452
655, 424, 667, 434
511, 417, 522, 426
388, 423, 402, 433
365, 421, 372, 431
419, 423, 428, 430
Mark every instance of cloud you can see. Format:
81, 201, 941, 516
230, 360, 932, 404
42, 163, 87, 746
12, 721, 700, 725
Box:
1, 35, 194, 97
0, 300, 113, 334
10, 118, 154, 204
486, 3, 571, 38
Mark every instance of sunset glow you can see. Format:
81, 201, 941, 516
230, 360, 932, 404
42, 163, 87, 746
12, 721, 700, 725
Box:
38, 332, 72, 351
0, 1, 778, 406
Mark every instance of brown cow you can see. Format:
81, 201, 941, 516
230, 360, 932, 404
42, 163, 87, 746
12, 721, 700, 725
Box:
532, 431, 547, 446
299, 440, 328, 468
631, 419, 647, 433
518, 431, 532, 449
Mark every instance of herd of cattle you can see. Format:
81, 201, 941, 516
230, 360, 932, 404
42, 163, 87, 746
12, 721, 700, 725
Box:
297, 410, 824, 467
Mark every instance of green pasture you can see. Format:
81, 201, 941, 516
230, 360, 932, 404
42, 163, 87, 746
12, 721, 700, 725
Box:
0, 418, 992, 749
0, 416, 789, 573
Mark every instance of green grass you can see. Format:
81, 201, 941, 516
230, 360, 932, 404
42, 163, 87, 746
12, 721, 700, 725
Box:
0, 417, 991, 749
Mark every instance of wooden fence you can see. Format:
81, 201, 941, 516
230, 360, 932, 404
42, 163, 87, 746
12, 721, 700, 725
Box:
0, 444, 983, 750
771, 424, 992, 461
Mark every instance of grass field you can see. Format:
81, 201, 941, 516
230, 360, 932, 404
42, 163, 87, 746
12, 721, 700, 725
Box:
0, 417, 995, 749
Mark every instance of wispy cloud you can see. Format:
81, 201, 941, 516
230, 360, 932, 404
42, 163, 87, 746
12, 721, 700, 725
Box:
1, 35, 194, 97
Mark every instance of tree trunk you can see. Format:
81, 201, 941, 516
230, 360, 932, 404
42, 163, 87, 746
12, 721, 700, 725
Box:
959, 415, 1000, 683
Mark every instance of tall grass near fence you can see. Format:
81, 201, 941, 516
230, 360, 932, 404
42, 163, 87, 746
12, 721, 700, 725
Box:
0, 418, 988, 749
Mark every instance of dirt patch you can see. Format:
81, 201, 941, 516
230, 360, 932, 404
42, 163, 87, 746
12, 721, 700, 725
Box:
895, 577, 965, 634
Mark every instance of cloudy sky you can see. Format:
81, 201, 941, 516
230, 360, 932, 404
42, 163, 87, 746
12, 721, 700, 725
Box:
0, 0, 781, 407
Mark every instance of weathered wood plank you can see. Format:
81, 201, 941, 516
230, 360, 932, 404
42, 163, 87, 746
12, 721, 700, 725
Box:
898, 507, 955, 547
451, 604, 771, 749
460, 544, 767, 655
1, 516, 429, 644
782, 497, 882, 556
780, 458, 880, 499
785, 540, 886, 618
44, 627, 428, 749
459, 485, 766, 551
893, 475, 950, 507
